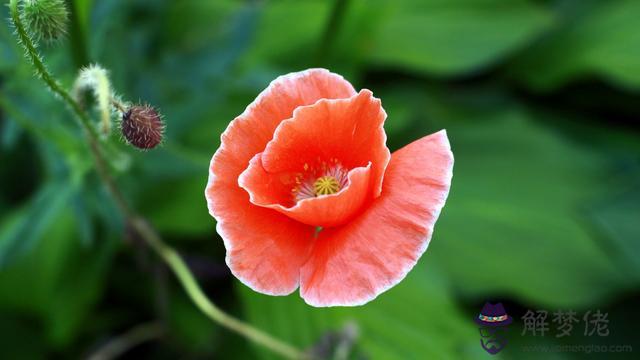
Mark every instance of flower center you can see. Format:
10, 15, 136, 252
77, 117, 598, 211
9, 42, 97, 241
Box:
291, 159, 349, 202
314, 176, 340, 195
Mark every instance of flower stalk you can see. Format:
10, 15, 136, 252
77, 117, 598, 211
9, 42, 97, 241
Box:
9, 1, 306, 358
87, 322, 165, 360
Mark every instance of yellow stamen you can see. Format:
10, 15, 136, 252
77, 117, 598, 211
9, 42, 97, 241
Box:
313, 176, 340, 196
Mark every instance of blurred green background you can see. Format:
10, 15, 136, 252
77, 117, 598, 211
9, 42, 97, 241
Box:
1, 0, 639, 358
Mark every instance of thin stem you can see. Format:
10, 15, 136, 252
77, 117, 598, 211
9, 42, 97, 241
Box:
9, 1, 307, 359
9, 0, 98, 140
111, 97, 127, 113
87, 322, 165, 360
87, 138, 132, 217
133, 218, 305, 359
11, 0, 123, 210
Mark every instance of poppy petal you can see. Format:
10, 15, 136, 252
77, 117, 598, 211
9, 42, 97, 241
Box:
206, 69, 355, 294
299, 130, 454, 306
261, 90, 390, 199
210, 185, 315, 294
239, 153, 372, 227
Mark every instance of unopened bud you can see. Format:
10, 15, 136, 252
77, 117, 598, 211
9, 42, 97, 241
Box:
121, 105, 164, 149
21, 0, 68, 44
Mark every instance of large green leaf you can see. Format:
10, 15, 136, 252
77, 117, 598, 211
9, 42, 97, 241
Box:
0, 12, 19, 73
379, 85, 638, 308
509, 0, 640, 90
238, 264, 479, 359
0, 181, 74, 268
238, 1, 330, 70
140, 176, 214, 236
0, 209, 116, 347
0, 90, 89, 165
588, 186, 640, 282
369, 0, 552, 76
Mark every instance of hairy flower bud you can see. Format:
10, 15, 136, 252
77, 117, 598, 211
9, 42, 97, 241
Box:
21, 0, 68, 44
121, 105, 164, 149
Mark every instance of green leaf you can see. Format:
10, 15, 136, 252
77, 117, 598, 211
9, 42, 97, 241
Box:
0, 9, 20, 72
1, 117, 22, 149
71, 189, 95, 246
168, 294, 220, 354
0, 92, 87, 160
588, 186, 640, 281
162, 0, 244, 49
369, 0, 553, 76
0, 208, 116, 347
0, 181, 74, 268
239, 1, 331, 70
382, 85, 637, 308
0, 313, 48, 359
72, 0, 94, 33
509, 0, 640, 90
140, 176, 215, 236
238, 265, 478, 359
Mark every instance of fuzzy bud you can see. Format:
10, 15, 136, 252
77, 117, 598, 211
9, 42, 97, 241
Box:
21, 0, 69, 44
74, 65, 113, 136
121, 105, 164, 149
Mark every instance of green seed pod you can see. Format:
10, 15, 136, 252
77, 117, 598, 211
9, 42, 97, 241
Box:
21, 0, 69, 44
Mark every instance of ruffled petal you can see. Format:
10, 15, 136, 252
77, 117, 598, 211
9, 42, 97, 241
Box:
237, 90, 390, 227
206, 69, 355, 294
262, 90, 390, 198
299, 130, 454, 306
239, 153, 372, 227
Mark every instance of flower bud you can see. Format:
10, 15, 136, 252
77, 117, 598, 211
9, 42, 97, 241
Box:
121, 105, 164, 149
21, 0, 68, 44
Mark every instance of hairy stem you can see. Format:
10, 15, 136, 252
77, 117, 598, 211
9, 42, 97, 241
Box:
9, 1, 306, 358
111, 97, 127, 113
10, 0, 98, 140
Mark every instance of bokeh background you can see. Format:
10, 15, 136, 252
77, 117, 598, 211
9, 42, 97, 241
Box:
1, 0, 639, 358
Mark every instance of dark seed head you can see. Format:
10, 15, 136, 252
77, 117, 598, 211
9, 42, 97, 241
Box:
121, 105, 164, 149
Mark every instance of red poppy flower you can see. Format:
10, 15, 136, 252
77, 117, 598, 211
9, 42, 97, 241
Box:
205, 69, 453, 307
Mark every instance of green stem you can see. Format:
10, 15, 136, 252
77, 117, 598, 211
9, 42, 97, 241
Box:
133, 218, 305, 359
87, 322, 165, 360
110, 97, 127, 113
9, 1, 307, 359
9, 0, 98, 140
